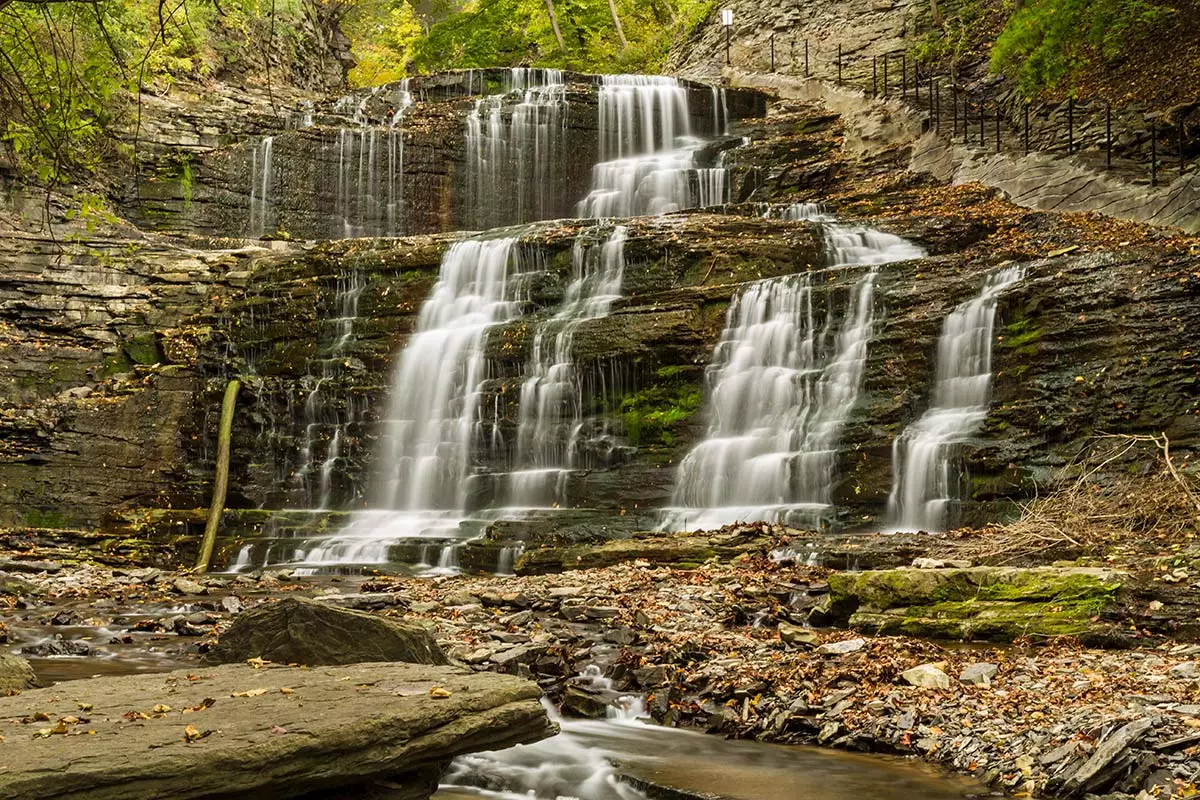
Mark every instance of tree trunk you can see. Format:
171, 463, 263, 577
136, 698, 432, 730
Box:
545, 0, 566, 52
195, 378, 241, 574
608, 0, 628, 47
931, 0, 945, 27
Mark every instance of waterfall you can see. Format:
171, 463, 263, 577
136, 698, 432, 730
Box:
887, 267, 1024, 532
291, 271, 366, 509
576, 75, 727, 217
465, 69, 568, 229
506, 226, 628, 508
661, 204, 924, 532
248, 135, 274, 237
284, 236, 534, 570
333, 82, 412, 238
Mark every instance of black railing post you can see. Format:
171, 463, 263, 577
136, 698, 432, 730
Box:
882, 54, 888, 96
901, 52, 908, 99
1106, 104, 1112, 169
980, 102, 985, 147
1067, 96, 1074, 154
804, 39, 809, 77
1024, 103, 1030, 155
770, 34, 776, 72
1151, 119, 1158, 186
995, 101, 1001, 151
837, 44, 842, 84
914, 62, 920, 102
872, 57, 878, 97
934, 79, 940, 131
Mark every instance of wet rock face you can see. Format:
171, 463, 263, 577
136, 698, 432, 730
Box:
120, 74, 767, 240
2, 206, 1197, 550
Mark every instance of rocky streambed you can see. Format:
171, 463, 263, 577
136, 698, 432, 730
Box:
4, 529, 1200, 799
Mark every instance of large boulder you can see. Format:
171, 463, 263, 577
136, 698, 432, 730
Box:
0, 661, 553, 799
203, 597, 449, 667
0, 654, 40, 692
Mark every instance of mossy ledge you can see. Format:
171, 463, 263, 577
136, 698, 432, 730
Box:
827, 566, 1126, 644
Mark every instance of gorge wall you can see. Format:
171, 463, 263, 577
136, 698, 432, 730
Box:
0, 69, 1196, 571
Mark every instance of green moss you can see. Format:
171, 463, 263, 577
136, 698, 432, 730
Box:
123, 332, 162, 366
618, 379, 704, 447
22, 509, 72, 528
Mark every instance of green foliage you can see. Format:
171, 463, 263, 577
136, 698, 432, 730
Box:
911, 0, 988, 68
394, 0, 715, 77
0, 1, 313, 185
990, 0, 1172, 95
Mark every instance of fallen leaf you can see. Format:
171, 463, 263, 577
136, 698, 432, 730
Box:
183, 724, 205, 742
429, 686, 452, 699
152, 704, 172, 714
76, 703, 93, 712
231, 688, 269, 698
246, 657, 270, 669
183, 698, 216, 713
279, 687, 294, 695
269, 725, 288, 734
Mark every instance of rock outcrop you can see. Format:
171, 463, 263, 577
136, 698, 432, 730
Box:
0, 653, 39, 692
203, 597, 449, 667
0, 661, 552, 800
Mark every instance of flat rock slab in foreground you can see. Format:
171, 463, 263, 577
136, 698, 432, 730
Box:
0, 662, 553, 800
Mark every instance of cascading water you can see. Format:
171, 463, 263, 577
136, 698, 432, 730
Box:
576, 75, 727, 217
465, 69, 568, 230
248, 135, 274, 237
333, 82, 413, 238
661, 203, 923, 532
887, 266, 1024, 532
505, 226, 628, 508
290, 271, 366, 510
241, 73, 739, 575
283, 236, 535, 571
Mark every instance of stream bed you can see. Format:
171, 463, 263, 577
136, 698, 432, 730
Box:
436, 702, 986, 800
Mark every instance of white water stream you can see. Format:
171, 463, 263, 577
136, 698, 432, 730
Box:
887, 266, 1024, 532
661, 204, 923, 532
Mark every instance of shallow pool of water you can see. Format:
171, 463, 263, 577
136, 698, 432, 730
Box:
436, 704, 985, 800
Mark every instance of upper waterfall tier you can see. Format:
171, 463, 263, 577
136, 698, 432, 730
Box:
121, 70, 765, 240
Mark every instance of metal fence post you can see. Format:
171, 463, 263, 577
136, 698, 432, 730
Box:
1024, 103, 1030, 155
837, 44, 842, 84
914, 62, 920, 102
980, 102, 985, 147
1067, 97, 1074, 154
934, 79, 940, 131
995, 101, 1001, 151
882, 54, 888, 96
770, 33, 776, 72
872, 57, 878, 97
804, 39, 809, 77
901, 53, 908, 99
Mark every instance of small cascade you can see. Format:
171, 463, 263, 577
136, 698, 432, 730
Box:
576, 75, 727, 217
333, 82, 413, 238
275, 236, 535, 571
662, 205, 924, 532
505, 225, 628, 508
247, 135, 275, 237
290, 271, 367, 509
887, 267, 1024, 532
465, 69, 568, 230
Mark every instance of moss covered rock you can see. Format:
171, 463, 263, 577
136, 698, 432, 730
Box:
828, 566, 1125, 642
